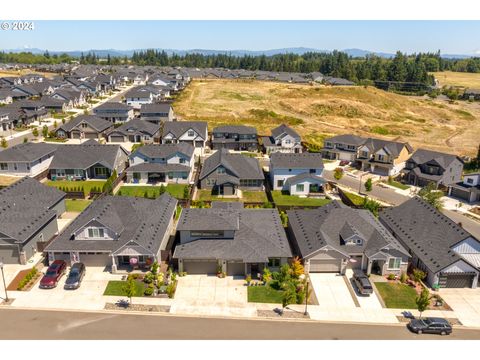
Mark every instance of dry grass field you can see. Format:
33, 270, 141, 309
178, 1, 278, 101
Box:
0, 69, 57, 79
432, 71, 480, 89
173, 79, 480, 156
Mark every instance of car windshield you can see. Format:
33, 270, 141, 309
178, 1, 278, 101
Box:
46, 270, 57, 277
69, 269, 79, 276
422, 319, 432, 326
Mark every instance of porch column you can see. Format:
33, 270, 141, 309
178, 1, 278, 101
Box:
111, 255, 117, 273
221, 260, 227, 273
367, 260, 373, 275
178, 259, 184, 273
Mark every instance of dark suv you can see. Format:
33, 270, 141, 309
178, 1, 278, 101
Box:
408, 317, 452, 335
39, 260, 67, 289
352, 272, 373, 295
64, 262, 86, 290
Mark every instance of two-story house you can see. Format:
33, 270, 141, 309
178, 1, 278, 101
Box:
321, 134, 366, 161
401, 148, 464, 188
45, 193, 177, 271
161, 121, 208, 152
199, 149, 264, 195
288, 201, 410, 275
107, 119, 161, 144
262, 124, 302, 154
173, 202, 292, 276
93, 102, 134, 124
0, 142, 57, 178
449, 173, 480, 203
125, 143, 195, 184
55, 115, 114, 140
125, 88, 154, 110
269, 152, 325, 196
356, 138, 413, 176
211, 125, 258, 152
140, 103, 174, 124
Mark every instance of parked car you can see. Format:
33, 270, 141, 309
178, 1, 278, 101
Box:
39, 260, 67, 289
407, 317, 452, 335
339, 160, 350, 166
352, 272, 373, 295
64, 262, 86, 290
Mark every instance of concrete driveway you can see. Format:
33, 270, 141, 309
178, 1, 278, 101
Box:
345, 269, 383, 309
309, 273, 356, 308
170, 275, 257, 317
439, 288, 480, 327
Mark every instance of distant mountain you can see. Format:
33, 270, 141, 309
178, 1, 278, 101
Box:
1, 47, 475, 59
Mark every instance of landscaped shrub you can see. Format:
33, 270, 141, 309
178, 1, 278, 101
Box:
245, 274, 252, 285
143, 272, 154, 284
166, 281, 177, 298
151, 261, 159, 275
387, 273, 396, 281
17, 267, 38, 290
400, 272, 408, 283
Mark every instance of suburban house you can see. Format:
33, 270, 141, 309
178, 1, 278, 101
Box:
45, 193, 177, 271
93, 102, 134, 124
0, 177, 66, 264
0, 89, 13, 105
107, 119, 161, 143
49, 141, 129, 180
55, 115, 113, 140
287, 201, 410, 275
161, 121, 208, 151
211, 125, 258, 151
126, 143, 195, 184
199, 149, 265, 195
0, 142, 57, 178
262, 124, 303, 154
173, 202, 292, 276
125, 88, 154, 109
380, 197, 480, 288
140, 103, 174, 123
269, 152, 325, 196
448, 173, 480, 203
401, 148, 464, 188
356, 138, 413, 176
463, 88, 480, 101
51, 89, 86, 107
321, 134, 366, 161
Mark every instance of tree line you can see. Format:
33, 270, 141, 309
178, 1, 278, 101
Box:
1, 49, 480, 85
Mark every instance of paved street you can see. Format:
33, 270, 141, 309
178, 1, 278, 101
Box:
0, 308, 479, 339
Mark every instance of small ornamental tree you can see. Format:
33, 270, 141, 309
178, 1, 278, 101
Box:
1, 137, 7, 148
53, 120, 58, 129
418, 182, 443, 210
281, 282, 298, 314
23, 137, 28, 143
333, 167, 344, 181
123, 275, 137, 306
365, 178, 373, 192
416, 288, 431, 319
183, 185, 190, 199
412, 268, 426, 285
42, 125, 49, 138
159, 184, 166, 195
290, 257, 304, 279
32, 127, 39, 137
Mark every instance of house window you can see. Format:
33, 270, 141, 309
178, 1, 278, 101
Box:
27, 164, 30, 171
360, 151, 368, 158
296, 184, 305, 192
388, 258, 401, 270
0, 163, 7, 170
285, 139, 291, 144
309, 169, 316, 174
13, 163, 17, 171
467, 178, 474, 184
217, 167, 226, 174
179, 158, 186, 164
268, 258, 281, 267
277, 179, 284, 187
377, 154, 386, 162
95, 167, 108, 176
88, 228, 105, 238
187, 130, 194, 137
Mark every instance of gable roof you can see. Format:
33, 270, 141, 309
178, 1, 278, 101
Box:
325, 134, 366, 146
58, 115, 112, 133
0, 142, 57, 163
199, 149, 264, 180
270, 152, 324, 170
213, 125, 257, 135
94, 102, 132, 111
162, 121, 207, 139
140, 103, 172, 113
408, 148, 463, 168
49, 143, 124, 170
271, 124, 300, 140
132, 143, 194, 160
107, 119, 160, 137
361, 138, 413, 157
379, 197, 477, 272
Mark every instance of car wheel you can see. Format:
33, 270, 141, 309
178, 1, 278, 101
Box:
440, 331, 446, 336
417, 330, 422, 334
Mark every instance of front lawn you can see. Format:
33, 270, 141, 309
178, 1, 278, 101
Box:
247, 285, 284, 304
271, 191, 331, 207
374, 282, 418, 309
47, 180, 106, 196
342, 190, 365, 206
117, 184, 188, 199
197, 189, 268, 203
65, 199, 92, 212
103, 280, 145, 297
387, 180, 410, 190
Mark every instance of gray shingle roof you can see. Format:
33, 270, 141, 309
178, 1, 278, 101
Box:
408, 148, 463, 168
58, 115, 112, 133
45, 193, 177, 254
0, 177, 65, 243
0, 142, 57, 163
325, 134, 366, 146
107, 119, 160, 137
162, 121, 207, 139
140, 103, 172, 113
174, 207, 291, 262
213, 125, 257, 135
94, 102, 132, 111
379, 196, 476, 273
271, 124, 300, 140
284, 173, 327, 187
287, 201, 409, 259
126, 163, 190, 173
199, 149, 264, 181
132, 143, 194, 160
361, 138, 413, 157
270, 152, 324, 170
49, 143, 124, 170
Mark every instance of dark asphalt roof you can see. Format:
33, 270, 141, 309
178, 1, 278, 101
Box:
199, 149, 264, 181
271, 124, 300, 139
408, 148, 463, 168
162, 121, 207, 139
270, 152, 324, 170
132, 143, 194, 160
49, 143, 124, 170
107, 119, 160, 137
213, 125, 257, 135
58, 115, 112, 133
0, 142, 57, 163
324, 134, 366, 146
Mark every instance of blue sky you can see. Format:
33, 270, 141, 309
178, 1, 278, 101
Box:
3, 21, 480, 55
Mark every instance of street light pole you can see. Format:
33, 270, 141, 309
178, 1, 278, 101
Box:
0, 262, 8, 302
304, 280, 309, 316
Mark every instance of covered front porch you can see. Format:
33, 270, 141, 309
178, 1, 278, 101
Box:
111, 242, 157, 273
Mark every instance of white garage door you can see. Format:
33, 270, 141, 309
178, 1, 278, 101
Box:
227, 261, 245, 276
309, 259, 341, 273
79, 253, 111, 267
109, 135, 125, 143
183, 260, 218, 274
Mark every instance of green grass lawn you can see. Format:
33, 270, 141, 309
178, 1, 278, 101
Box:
65, 199, 92, 212
342, 190, 366, 206
374, 282, 418, 309
47, 180, 106, 196
271, 191, 331, 207
247, 285, 284, 304
387, 180, 410, 190
103, 280, 145, 297
117, 184, 188, 199
197, 189, 268, 203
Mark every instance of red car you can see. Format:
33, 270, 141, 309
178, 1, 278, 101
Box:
39, 260, 67, 289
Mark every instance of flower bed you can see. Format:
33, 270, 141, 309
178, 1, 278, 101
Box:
7, 267, 41, 291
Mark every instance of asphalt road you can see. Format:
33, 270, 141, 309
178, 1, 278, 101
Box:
0, 308, 479, 340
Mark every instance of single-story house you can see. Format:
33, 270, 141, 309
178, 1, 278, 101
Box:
140, 103, 174, 123
0, 177, 66, 264
107, 119, 161, 144
55, 115, 114, 140
93, 102, 134, 124
0, 142, 57, 178
45, 193, 178, 271
125, 88, 154, 109
173, 202, 292, 276
287, 201, 410, 275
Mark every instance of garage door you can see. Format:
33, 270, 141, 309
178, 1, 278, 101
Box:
227, 261, 245, 276
347, 255, 362, 270
183, 260, 218, 274
79, 253, 111, 267
109, 135, 125, 143
0, 246, 19, 264
71, 131, 81, 139
309, 259, 341, 272
85, 132, 98, 139
439, 274, 475, 288
450, 187, 471, 202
